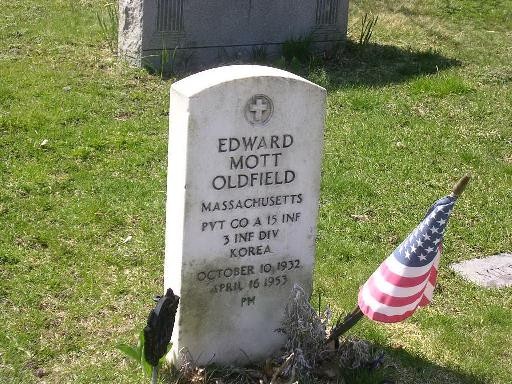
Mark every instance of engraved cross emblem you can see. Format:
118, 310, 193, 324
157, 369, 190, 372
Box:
249, 98, 268, 122
245, 94, 273, 125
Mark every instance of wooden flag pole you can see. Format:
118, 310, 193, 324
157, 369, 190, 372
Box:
451, 174, 470, 197
326, 175, 471, 345
327, 306, 363, 343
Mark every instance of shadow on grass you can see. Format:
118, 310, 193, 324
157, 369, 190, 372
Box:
310, 40, 462, 90
365, 343, 487, 384
143, 40, 461, 86
326, 341, 486, 384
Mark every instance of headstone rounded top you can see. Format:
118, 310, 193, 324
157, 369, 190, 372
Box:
171, 65, 325, 97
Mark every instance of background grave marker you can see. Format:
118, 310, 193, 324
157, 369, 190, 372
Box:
118, 0, 349, 71
450, 253, 512, 288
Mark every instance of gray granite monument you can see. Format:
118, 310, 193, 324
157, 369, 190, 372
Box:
118, 0, 349, 72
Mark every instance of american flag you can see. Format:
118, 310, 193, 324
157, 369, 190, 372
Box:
358, 195, 457, 323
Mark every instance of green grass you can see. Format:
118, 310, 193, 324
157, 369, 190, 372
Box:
1, 0, 511, 383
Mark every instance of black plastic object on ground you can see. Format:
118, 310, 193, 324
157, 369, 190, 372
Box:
144, 288, 180, 366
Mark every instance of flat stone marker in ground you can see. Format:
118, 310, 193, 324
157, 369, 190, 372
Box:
164, 65, 325, 365
450, 253, 512, 288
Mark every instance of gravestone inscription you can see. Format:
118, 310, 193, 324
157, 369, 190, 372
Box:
164, 65, 325, 365
450, 253, 512, 288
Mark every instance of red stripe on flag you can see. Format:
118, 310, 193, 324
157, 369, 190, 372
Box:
380, 262, 434, 288
358, 290, 415, 323
428, 267, 438, 285
419, 295, 431, 307
366, 276, 426, 307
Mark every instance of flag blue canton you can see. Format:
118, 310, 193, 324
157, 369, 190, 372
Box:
393, 196, 457, 267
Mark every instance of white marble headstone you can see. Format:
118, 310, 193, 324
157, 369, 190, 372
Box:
164, 65, 325, 365
450, 253, 512, 288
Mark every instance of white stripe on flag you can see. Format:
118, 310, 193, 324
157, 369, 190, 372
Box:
360, 283, 424, 316
385, 253, 437, 278
372, 269, 429, 297
423, 282, 435, 302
